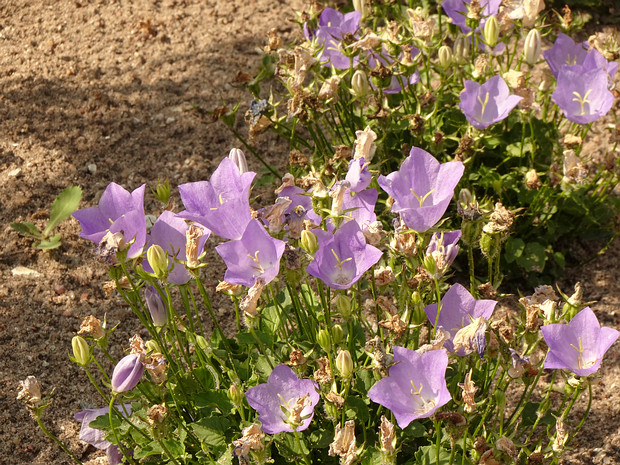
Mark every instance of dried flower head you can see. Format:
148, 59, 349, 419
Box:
329, 420, 357, 465
185, 224, 204, 269
147, 404, 168, 425
216, 281, 243, 296
233, 424, 264, 465
374, 266, 395, 286
458, 370, 478, 413
563, 150, 587, 184
240, 278, 266, 321
289, 349, 307, 367
146, 353, 167, 384
552, 414, 568, 452
326, 390, 345, 409
452, 316, 489, 357
353, 126, 377, 162
78, 315, 106, 340
417, 327, 451, 354
363, 220, 385, 246
318, 76, 341, 100
379, 415, 396, 455
525, 169, 541, 190
483, 202, 514, 234
314, 357, 333, 385
17, 376, 42, 406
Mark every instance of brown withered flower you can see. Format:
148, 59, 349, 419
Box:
78, 315, 106, 340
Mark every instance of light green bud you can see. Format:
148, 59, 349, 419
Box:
438, 45, 452, 68
479, 232, 501, 259
483, 16, 499, 47
331, 324, 344, 345
317, 328, 332, 352
153, 179, 171, 205
147, 244, 169, 279
300, 230, 319, 255
227, 384, 244, 407
453, 36, 471, 64
524, 29, 541, 66
195, 335, 209, 351
422, 254, 438, 279
145, 340, 160, 354
351, 70, 370, 97
71, 335, 91, 366
333, 294, 352, 319
336, 350, 354, 378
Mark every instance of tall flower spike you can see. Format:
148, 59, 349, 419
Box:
215, 219, 286, 287
368, 347, 451, 428
378, 148, 464, 232
424, 283, 497, 355
541, 307, 618, 376
307, 220, 382, 290
245, 364, 320, 434
459, 75, 522, 130
72, 182, 147, 259
178, 157, 255, 240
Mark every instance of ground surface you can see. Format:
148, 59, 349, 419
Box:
0, 1, 618, 464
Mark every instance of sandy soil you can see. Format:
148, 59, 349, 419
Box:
0, 1, 618, 464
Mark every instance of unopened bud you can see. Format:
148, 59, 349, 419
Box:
351, 70, 370, 97
438, 45, 452, 68
524, 29, 541, 65
228, 148, 249, 174
147, 244, 169, 279
332, 324, 344, 345
145, 340, 160, 353
228, 384, 244, 407
483, 16, 499, 47
195, 335, 209, 351
453, 36, 471, 64
336, 349, 354, 378
333, 294, 352, 319
153, 179, 171, 205
300, 229, 319, 255
144, 286, 167, 327
317, 328, 332, 352
479, 232, 501, 259
71, 335, 91, 366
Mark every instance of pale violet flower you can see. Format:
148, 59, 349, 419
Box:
459, 75, 522, 130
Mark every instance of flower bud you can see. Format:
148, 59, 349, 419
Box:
438, 45, 452, 68
422, 254, 438, 278
145, 339, 160, 354
331, 324, 344, 345
317, 328, 332, 352
111, 353, 144, 393
228, 384, 244, 407
144, 286, 167, 327
228, 148, 249, 174
453, 36, 471, 64
333, 294, 352, 319
524, 29, 541, 65
195, 335, 209, 351
351, 70, 370, 97
479, 232, 501, 259
352, 0, 368, 18
71, 335, 91, 366
147, 244, 169, 279
300, 229, 319, 255
153, 179, 171, 205
336, 350, 354, 378
483, 16, 499, 47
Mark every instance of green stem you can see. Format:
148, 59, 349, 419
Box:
34, 410, 83, 465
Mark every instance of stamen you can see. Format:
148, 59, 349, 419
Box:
571, 89, 592, 115
477, 92, 490, 119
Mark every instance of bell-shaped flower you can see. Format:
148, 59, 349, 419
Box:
425, 230, 461, 279
459, 75, 522, 130
377, 148, 464, 232
552, 65, 614, 124
542, 33, 589, 78
368, 347, 451, 429
245, 364, 320, 434
307, 220, 382, 290
345, 157, 371, 193
215, 219, 285, 287
74, 404, 132, 465
178, 157, 255, 240
424, 283, 497, 354
309, 8, 361, 69
111, 353, 144, 393
72, 183, 147, 259
541, 307, 619, 377
328, 188, 378, 233
143, 211, 210, 284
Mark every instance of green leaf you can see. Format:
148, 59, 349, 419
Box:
504, 237, 525, 264
275, 432, 310, 461
515, 242, 547, 272
43, 185, 82, 236
36, 234, 62, 249
412, 445, 453, 465
192, 416, 231, 449
10, 221, 42, 238
345, 396, 370, 423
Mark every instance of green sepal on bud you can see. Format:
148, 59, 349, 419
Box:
300, 230, 319, 255
479, 232, 501, 259
483, 16, 499, 47
228, 384, 244, 407
336, 349, 354, 378
147, 244, 169, 279
422, 254, 438, 279
333, 294, 352, 320
145, 340, 160, 354
317, 328, 332, 353
152, 179, 171, 205
331, 324, 344, 345
71, 335, 91, 367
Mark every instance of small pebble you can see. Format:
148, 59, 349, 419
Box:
11, 266, 40, 277
7, 168, 22, 177
87, 163, 97, 174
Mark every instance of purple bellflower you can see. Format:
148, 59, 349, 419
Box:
215, 219, 285, 287
377, 148, 464, 232
245, 364, 320, 434
111, 353, 144, 393
178, 157, 255, 240
144, 286, 167, 327
277, 185, 322, 227
459, 75, 522, 130
307, 220, 382, 290
368, 347, 451, 429
543, 33, 589, 78
310, 8, 361, 69
345, 157, 371, 192
143, 211, 210, 284
541, 307, 619, 377
75, 404, 132, 465
426, 230, 461, 279
424, 283, 497, 354
552, 65, 614, 124
73, 183, 147, 259
442, 0, 501, 33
